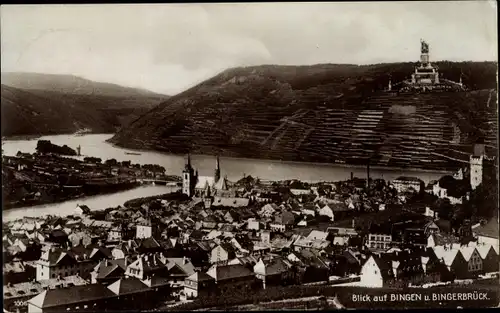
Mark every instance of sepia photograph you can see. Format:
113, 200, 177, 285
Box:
1, 1, 498, 311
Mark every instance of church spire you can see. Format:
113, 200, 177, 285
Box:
214, 155, 221, 183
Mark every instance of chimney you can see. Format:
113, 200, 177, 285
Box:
51, 246, 56, 253
183, 257, 188, 265
124, 256, 129, 267
350, 172, 354, 180
351, 219, 355, 228
104, 259, 109, 267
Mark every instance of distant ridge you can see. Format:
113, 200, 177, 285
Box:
1, 73, 170, 137
1, 72, 167, 98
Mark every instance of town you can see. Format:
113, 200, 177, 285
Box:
2, 140, 180, 209
3, 139, 499, 311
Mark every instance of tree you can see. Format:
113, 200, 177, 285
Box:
433, 198, 453, 220
105, 159, 118, 166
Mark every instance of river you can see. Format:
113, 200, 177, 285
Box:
3, 186, 178, 222
3, 133, 452, 221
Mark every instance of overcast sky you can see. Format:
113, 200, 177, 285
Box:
1, 2, 497, 95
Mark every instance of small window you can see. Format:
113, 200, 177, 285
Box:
4, 292, 13, 297
30, 289, 38, 293
17, 291, 25, 295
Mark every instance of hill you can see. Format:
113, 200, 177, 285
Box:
1, 77, 169, 137
109, 61, 497, 171
1, 72, 164, 98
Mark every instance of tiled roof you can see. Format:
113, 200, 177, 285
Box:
28, 284, 116, 309
164, 258, 195, 276
129, 254, 165, 273
94, 259, 127, 279
4, 275, 87, 300
138, 237, 161, 250
207, 264, 254, 282
212, 197, 249, 208
307, 230, 329, 241
431, 233, 459, 246
186, 271, 215, 282
107, 277, 150, 296
474, 218, 499, 239
254, 257, 289, 276
3, 260, 26, 273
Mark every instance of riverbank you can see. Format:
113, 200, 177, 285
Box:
2, 182, 140, 211
3, 185, 176, 222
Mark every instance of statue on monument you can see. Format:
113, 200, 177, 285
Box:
421, 39, 429, 54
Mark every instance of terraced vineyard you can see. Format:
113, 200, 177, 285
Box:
110, 63, 497, 171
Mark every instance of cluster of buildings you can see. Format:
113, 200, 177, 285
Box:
2, 152, 170, 208
3, 151, 498, 312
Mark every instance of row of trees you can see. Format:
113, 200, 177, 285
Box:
82, 157, 166, 173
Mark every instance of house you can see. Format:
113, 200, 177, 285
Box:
112, 240, 138, 259
136, 220, 159, 239
359, 255, 395, 288
259, 204, 278, 218
3, 275, 87, 313
91, 258, 128, 285
432, 176, 470, 204
269, 211, 295, 233
125, 253, 167, 280
423, 207, 437, 219
318, 205, 335, 221
106, 277, 152, 308
287, 249, 330, 283
224, 210, 240, 223
210, 243, 237, 264
136, 237, 163, 254
206, 264, 257, 294
476, 244, 499, 273
253, 257, 291, 289
35, 246, 103, 281
391, 177, 424, 194
247, 219, 262, 231
68, 232, 93, 248
427, 233, 459, 248
306, 230, 331, 242
423, 220, 440, 236
432, 244, 482, 279
290, 188, 311, 196
211, 197, 249, 208
366, 233, 392, 250
27, 283, 116, 313
183, 271, 216, 299
74, 204, 91, 216
108, 225, 133, 242
3, 260, 36, 285
473, 218, 499, 248
160, 256, 196, 284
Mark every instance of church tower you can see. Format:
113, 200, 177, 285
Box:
182, 154, 197, 197
214, 155, 221, 184
470, 143, 485, 190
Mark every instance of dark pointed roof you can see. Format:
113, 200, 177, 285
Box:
186, 271, 215, 282
107, 277, 150, 296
